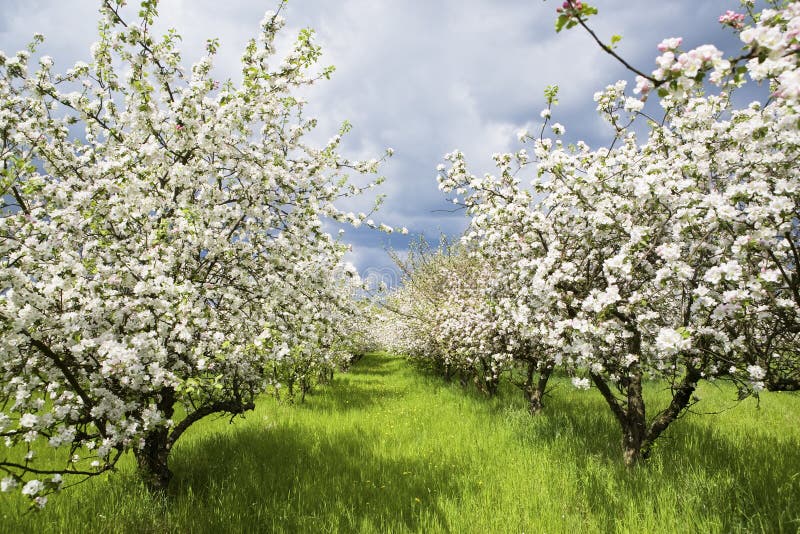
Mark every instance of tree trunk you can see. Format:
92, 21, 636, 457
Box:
135, 427, 172, 493
526, 387, 544, 415
477, 357, 499, 397
640, 365, 701, 459
443, 362, 453, 382
622, 368, 647, 467
621, 424, 645, 467
592, 352, 701, 467
523, 361, 553, 415
766, 375, 800, 391
485, 375, 500, 397
459, 372, 469, 388
286, 375, 296, 404
131, 389, 258, 493
477, 372, 500, 397
590, 369, 647, 467
134, 389, 175, 493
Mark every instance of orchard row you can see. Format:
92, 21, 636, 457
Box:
1, 0, 798, 507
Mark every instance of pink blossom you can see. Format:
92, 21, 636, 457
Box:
556, 0, 582, 13
633, 75, 653, 95
719, 10, 745, 29
657, 37, 683, 52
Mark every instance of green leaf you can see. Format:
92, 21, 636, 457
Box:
555, 14, 570, 33
752, 126, 769, 140
544, 84, 560, 106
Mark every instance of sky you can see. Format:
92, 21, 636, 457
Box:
0, 0, 754, 285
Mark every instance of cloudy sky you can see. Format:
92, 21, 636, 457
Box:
1, 0, 752, 281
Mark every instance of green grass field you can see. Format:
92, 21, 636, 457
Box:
2, 352, 799, 533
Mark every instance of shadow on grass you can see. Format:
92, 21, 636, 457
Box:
299, 379, 404, 412
297, 358, 407, 413
502, 387, 800, 532
170, 424, 460, 532
403, 356, 516, 404
156, 352, 459, 532
345, 356, 399, 377
654, 419, 800, 531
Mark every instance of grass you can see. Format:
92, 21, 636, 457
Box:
1, 351, 799, 533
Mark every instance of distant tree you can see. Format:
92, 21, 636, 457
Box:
381, 236, 555, 411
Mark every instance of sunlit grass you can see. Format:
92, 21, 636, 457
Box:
2, 352, 799, 533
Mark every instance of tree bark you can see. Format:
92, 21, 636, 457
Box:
134, 426, 173, 493
134, 388, 176, 493
766, 375, 800, 391
524, 361, 553, 415
590, 370, 646, 467
478, 357, 499, 397
622, 368, 647, 467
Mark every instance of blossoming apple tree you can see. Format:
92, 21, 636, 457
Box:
403, 241, 513, 396
380, 232, 556, 411
379, 238, 478, 380
0, 0, 389, 504
435, 0, 800, 465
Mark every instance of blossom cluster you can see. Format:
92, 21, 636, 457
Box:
646, 3, 800, 101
